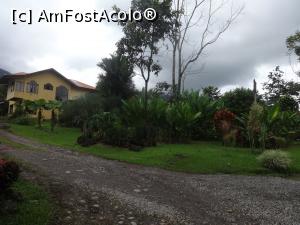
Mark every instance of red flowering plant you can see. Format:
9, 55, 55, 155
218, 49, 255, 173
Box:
214, 109, 237, 144
0, 159, 20, 193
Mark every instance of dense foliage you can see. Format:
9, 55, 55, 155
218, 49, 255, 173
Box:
263, 66, 300, 105
97, 54, 135, 111
287, 31, 300, 63
59, 93, 103, 128
222, 88, 256, 116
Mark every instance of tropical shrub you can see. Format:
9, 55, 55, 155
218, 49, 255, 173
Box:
0, 159, 20, 193
181, 92, 223, 140
257, 150, 292, 173
214, 109, 237, 145
165, 101, 200, 142
214, 109, 236, 132
262, 106, 300, 143
122, 97, 167, 145
247, 103, 264, 150
103, 121, 131, 147
59, 93, 103, 128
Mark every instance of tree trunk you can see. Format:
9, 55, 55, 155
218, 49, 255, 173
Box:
177, 46, 183, 97
38, 109, 42, 128
51, 109, 55, 132
144, 79, 149, 113
172, 44, 177, 96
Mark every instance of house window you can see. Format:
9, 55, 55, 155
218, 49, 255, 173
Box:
55, 85, 68, 101
10, 81, 15, 92
15, 81, 25, 92
9, 104, 14, 114
44, 83, 53, 91
26, 81, 39, 94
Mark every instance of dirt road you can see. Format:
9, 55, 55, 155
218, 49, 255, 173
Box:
0, 129, 299, 225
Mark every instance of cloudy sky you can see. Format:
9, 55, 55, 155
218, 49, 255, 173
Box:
1, 0, 299, 92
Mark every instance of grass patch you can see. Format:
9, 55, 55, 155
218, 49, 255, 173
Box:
8, 123, 300, 175
0, 180, 54, 225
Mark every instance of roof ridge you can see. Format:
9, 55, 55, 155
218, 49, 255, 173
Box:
2, 68, 95, 90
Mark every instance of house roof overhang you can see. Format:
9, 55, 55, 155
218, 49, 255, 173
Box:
0, 68, 96, 92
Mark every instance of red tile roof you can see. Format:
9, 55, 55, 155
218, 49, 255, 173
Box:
14, 72, 27, 76
69, 79, 95, 90
4, 69, 95, 91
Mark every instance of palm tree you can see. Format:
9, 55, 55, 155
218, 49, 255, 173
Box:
25, 99, 46, 128
45, 100, 62, 132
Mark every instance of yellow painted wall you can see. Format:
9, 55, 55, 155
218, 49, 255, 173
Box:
6, 71, 93, 119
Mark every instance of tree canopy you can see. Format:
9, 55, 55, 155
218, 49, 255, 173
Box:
97, 54, 135, 100
117, 0, 173, 108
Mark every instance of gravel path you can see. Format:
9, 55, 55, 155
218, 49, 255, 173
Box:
0, 129, 300, 225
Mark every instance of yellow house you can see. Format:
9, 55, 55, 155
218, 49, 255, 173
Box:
0, 68, 95, 119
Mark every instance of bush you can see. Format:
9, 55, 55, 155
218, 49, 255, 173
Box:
104, 122, 131, 147
0, 159, 20, 193
165, 101, 198, 142
181, 92, 222, 140
257, 150, 291, 173
59, 93, 103, 127
12, 116, 35, 126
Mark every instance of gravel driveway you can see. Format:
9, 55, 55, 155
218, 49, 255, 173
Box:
0, 129, 300, 225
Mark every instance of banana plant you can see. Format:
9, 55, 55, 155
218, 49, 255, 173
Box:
166, 101, 201, 141
45, 100, 62, 132
23, 99, 46, 128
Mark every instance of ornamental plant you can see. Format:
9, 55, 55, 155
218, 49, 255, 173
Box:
257, 150, 292, 173
0, 159, 20, 193
213, 109, 236, 145
214, 109, 236, 134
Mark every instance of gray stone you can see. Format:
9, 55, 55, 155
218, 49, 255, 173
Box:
65, 216, 72, 221
79, 200, 86, 204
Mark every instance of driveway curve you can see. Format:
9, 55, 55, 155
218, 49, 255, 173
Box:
0, 129, 299, 225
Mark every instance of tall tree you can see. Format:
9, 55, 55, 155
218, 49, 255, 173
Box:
287, 31, 300, 61
168, 0, 243, 96
202, 85, 221, 100
286, 31, 300, 76
263, 66, 300, 105
97, 54, 135, 110
117, 0, 172, 110
222, 88, 256, 116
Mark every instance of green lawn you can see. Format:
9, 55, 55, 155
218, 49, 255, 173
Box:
0, 180, 54, 225
8, 123, 300, 175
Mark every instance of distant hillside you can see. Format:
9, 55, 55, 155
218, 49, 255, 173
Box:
0, 68, 10, 78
